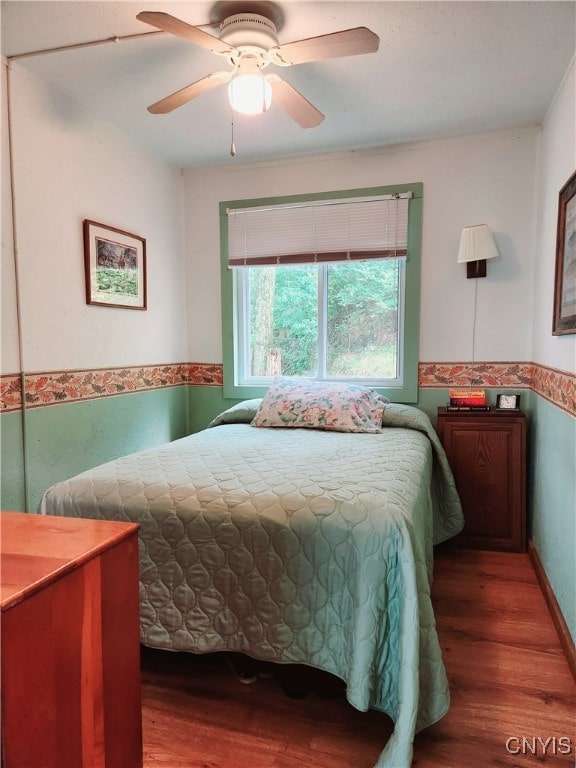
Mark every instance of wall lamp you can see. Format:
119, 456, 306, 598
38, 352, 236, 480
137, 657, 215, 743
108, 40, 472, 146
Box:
458, 224, 499, 278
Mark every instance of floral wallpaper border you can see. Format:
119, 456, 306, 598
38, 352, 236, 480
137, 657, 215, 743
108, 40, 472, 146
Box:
0, 363, 223, 413
418, 361, 533, 389
419, 361, 575, 417
1, 361, 574, 417
531, 363, 576, 417
1, 374, 23, 413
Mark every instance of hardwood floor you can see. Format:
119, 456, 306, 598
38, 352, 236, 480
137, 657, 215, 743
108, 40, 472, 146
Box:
141, 549, 575, 767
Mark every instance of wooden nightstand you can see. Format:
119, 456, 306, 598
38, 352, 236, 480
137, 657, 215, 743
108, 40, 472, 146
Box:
436, 407, 527, 552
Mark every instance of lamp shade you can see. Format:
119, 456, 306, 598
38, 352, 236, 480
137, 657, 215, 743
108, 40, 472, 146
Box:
458, 224, 499, 264
228, 56, 272, 117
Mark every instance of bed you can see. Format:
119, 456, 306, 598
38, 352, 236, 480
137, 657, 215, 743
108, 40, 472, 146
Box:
40, 386, 463, 768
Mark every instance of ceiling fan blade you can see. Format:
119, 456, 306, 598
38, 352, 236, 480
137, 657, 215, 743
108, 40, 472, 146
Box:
267, 74, 324, 129
148, 72, 231, 114
137, 11, 232, 55
274, 27, 379, 65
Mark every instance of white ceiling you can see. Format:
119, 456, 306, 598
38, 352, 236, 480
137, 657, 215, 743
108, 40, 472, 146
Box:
2, 1, 575, 168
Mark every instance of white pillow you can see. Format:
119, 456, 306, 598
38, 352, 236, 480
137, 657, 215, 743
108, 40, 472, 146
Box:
251, 378, 388, 433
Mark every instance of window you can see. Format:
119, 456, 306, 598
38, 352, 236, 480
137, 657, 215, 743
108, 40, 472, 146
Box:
220, 184, 422, 401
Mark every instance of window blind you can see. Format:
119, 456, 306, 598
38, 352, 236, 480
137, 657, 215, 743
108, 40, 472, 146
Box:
227, 193, 411, 267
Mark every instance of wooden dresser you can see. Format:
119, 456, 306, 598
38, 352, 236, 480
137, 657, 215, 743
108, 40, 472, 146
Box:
436, 408, 527, 552
1, 512, 143, 768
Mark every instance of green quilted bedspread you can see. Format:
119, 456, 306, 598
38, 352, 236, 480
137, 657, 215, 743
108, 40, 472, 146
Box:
40, 402, 463, 767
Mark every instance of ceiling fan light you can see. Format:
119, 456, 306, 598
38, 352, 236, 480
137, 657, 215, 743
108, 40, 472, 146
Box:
228, 73, 272, 115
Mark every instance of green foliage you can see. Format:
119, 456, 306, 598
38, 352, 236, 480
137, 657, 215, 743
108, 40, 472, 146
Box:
326, 262, 399, 377
96, 267, 138, 297
249, 261, 400, 378
272, 265, 318, 375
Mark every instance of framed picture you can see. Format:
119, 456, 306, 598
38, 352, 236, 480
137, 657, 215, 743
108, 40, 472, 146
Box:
83, 220, 147, 310
553, 170, 576, 335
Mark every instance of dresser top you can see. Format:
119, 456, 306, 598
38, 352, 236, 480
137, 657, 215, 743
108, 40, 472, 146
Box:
1, 512, 138, 611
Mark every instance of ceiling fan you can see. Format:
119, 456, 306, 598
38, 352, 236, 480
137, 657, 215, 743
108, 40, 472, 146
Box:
137, 10, 379, 128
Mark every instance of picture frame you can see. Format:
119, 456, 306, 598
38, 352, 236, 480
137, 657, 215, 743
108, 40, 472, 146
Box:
83, 220, 147, 310
553, 170, 576, 335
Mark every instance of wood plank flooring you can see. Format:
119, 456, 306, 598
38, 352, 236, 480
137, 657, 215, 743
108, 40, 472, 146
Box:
141, 549, 575, 767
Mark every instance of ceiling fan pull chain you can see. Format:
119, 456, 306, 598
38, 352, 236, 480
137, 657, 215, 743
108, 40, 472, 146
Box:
230, 112, 236, 157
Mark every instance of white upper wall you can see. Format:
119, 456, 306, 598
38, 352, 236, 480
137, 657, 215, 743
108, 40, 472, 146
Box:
6, 53, 573, 377
1, 58, 20, 373
183, 128, 538, 365
2, 60, 188, 374
532, 57, 576, 373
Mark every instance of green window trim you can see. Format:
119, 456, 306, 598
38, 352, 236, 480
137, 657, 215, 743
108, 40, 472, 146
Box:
219, 182, 422, 402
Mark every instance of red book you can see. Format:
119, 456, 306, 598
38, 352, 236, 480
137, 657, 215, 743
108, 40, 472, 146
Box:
449, 388, 487, 407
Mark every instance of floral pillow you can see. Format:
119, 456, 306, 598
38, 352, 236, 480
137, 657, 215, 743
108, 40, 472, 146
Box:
251, 378, 389, 433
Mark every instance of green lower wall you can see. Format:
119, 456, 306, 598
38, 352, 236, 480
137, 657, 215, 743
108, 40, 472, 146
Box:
1, 411, 26, 511
529, 395, 576, 644
1, 386, 189, 514
187, 386, 242, 434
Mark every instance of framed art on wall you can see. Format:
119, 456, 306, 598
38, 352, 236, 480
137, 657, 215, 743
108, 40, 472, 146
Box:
553, 170, 576, 335
83, 220, 147, 310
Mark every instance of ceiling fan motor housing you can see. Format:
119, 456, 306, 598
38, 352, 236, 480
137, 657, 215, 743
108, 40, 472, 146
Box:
219, 13, 279, 52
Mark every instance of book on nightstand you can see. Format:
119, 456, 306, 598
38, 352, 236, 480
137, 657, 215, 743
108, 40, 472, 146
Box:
445, 405, 491, 412
448, 388, 487, 407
